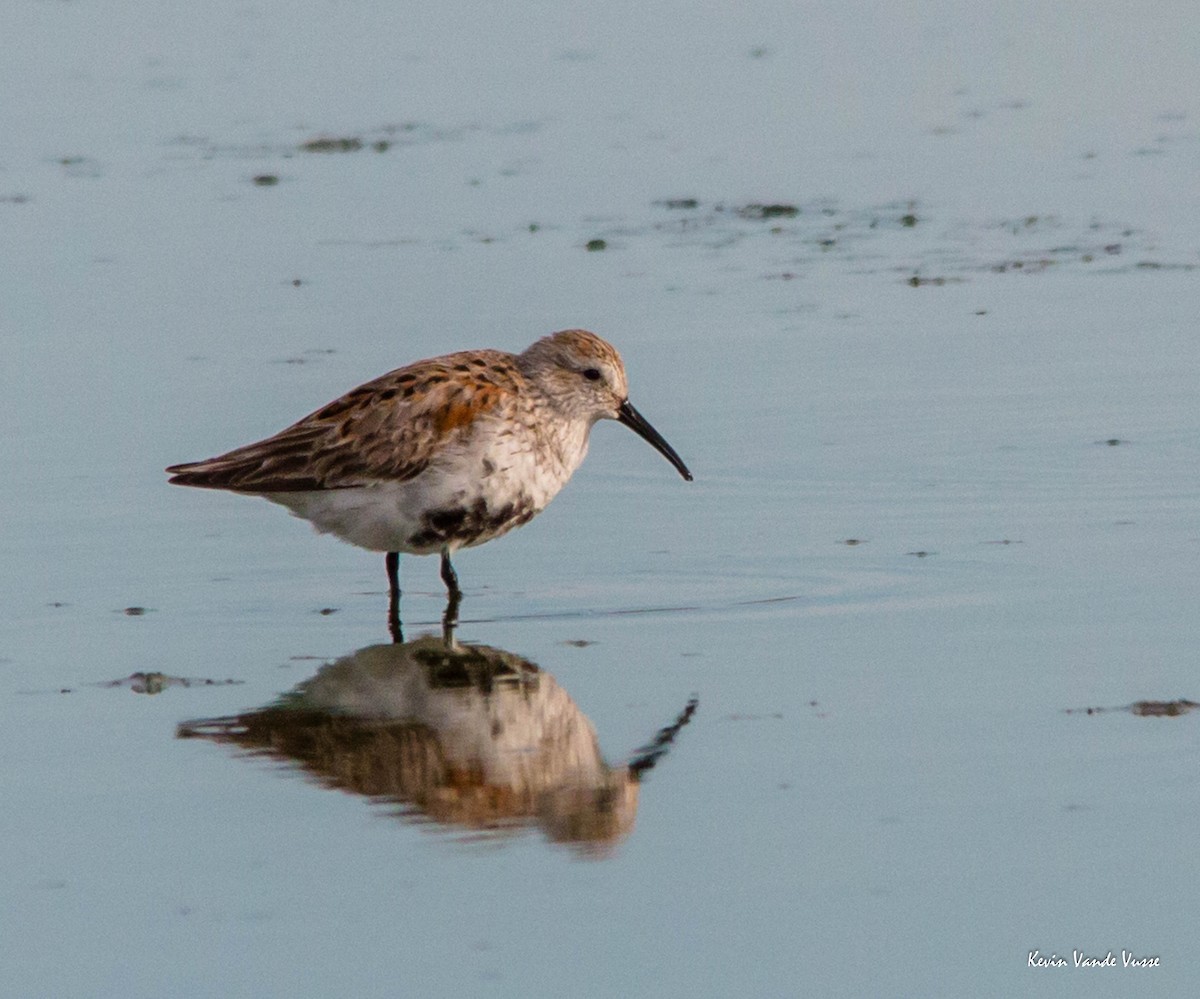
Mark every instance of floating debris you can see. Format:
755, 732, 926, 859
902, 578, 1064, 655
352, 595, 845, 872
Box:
991, 258, 1055, 274
300, 136, 363, 153
99, 672, 244, 695
738, 203, 799, 220
907, 274, 964, 286
1131, 700, 1199, 717
1065, 699, 1199, 717
643, 197, 1187, 282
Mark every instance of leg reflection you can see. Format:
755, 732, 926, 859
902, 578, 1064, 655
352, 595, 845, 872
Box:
385, 577, 460, 647
441, 591, 461, 647
439, 549, 462, 600
386, 552, 403, 644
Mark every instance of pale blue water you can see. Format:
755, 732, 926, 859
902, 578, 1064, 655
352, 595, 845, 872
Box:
4, 3, 1200, 996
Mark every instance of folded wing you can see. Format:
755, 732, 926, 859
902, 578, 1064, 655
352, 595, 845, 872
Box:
166, 351, 516, 493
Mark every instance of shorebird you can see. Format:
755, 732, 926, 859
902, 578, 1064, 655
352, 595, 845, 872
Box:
167, 329, 692, 623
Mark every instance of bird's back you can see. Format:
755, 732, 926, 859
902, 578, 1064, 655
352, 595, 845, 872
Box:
166, 349, 528, 493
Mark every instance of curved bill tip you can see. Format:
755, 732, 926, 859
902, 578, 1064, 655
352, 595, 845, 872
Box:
617, 400, 693, 481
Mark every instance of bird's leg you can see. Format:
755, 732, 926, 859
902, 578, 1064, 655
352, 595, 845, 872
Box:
440, 548, 462, 632
386, 551, 401, 596
386, 552, 403, 644
439, 549, 462, 600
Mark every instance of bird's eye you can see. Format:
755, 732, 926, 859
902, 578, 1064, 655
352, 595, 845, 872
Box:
582, 368, 603, 382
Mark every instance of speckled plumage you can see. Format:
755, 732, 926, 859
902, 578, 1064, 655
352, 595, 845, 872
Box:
167, 329, 691, 604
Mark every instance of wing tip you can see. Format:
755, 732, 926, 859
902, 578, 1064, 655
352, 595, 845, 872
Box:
166, 467, 217, 488
166, 459, 241, 489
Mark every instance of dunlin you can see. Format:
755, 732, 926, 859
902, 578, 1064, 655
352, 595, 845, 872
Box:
167, 329, 692, 617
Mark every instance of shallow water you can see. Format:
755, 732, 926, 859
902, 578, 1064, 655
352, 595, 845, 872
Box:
4, 3, 1200, 997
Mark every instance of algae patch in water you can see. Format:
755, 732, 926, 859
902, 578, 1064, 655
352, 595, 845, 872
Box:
738, 203, 800, 220
97, 673, 245, 695
1064, 699, 1199, 717
300, 136, 364, 153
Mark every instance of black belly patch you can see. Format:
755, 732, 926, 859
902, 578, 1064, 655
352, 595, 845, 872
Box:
408, 496, 535, 549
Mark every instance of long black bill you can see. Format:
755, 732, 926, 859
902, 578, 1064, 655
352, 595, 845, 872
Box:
617, 399, 693, 481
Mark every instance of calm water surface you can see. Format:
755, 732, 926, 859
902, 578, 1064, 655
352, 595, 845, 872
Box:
4, 3, 1200, 997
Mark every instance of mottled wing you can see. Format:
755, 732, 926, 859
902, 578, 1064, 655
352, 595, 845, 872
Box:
166, 351, 520, 492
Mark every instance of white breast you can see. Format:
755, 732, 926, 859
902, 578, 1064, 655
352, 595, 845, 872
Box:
263, 412, 592, 555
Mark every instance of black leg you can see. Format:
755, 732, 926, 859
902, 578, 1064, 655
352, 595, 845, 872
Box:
439, 550, 462, 599
386, 552, 400, 596
385, 552, 403, 643
439, 549, 461, 633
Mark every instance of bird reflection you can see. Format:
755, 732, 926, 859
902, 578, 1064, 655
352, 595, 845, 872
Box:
178, 624, 696, 857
